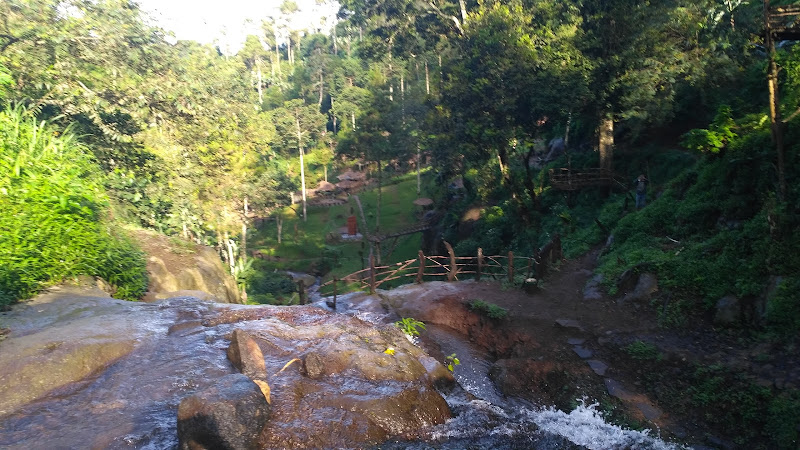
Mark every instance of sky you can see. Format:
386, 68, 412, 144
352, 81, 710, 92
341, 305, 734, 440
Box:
136, 0, 340, 53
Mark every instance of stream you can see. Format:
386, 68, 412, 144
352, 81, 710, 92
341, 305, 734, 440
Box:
0, 287, 685, 449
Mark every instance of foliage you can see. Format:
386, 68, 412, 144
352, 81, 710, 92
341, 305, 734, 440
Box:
244, 262, 297, 305
0, 106, 147, 304
469, 299, 508, 320
445, 353, 461, 372
680, 105, 737, 153
623, 340, 661, 361
394, 317, 426, 337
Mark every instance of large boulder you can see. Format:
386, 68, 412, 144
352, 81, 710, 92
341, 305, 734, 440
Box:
134, 230, 241, 304
177, 373, 271, 450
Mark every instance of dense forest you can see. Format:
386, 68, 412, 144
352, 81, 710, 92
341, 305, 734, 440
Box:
1, 0, 800, 445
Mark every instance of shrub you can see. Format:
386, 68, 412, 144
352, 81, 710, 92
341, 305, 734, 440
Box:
469, 299, 508, 320
0, 106, 148, 304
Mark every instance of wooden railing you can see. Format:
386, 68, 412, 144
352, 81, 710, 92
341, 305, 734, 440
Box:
316, 234, 563, 307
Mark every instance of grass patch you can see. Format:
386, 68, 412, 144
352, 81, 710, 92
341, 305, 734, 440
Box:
469, 299, 508, 320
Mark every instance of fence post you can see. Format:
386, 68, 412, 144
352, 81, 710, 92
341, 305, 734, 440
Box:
369, 253, 376, 294
508, 251, 514, 284
534, 248, 542, 279
555, 233, 563, 260
297, 279, 306, 305
416, 250, 425, 283
444, 240, 457, 281
526, 256, 533, 278
477, 248, 483, 281
332, 277, 338, 310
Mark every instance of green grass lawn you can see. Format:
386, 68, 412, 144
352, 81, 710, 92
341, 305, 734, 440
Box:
250, 171, 434, 282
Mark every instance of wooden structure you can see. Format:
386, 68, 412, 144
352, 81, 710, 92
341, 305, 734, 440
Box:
764, 1, 800, 200
548, 168, 623, 191
318, 234, 563, 303
767, 2, 800, 40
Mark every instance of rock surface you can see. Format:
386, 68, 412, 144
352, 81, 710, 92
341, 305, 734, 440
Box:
177, 373, 270, 450
227, 329, 267, 380
134, 229, 242, 304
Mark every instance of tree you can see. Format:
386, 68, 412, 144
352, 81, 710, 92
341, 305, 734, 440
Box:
272, 99, 326, 221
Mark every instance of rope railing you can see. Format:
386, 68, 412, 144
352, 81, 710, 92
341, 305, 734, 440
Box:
316, 234, 563, 309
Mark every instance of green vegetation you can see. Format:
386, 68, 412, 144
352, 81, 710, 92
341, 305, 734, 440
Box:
394, 317, 426, 337
469, 299, 508, 320
624, 341, 662, 361
445, 353, 461, 372
0, 107, 147, 305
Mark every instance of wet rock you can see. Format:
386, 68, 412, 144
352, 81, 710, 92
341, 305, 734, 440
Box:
714, 295, 740, 325
489, 358, 563, 402
555, 319, 584, 332
356, 386, 451, 436
572, 346, 593, 359
567, 338, 585, 345
621, 273, 658, 303
583, 274, 604, 300
635, 401, 662, 421
586, 360, 608, 376
177, 373, 270, 450
303, 351, 325, 379
227, 329, 267, 380
604, 378, 635, 401
155, 290, 221, 302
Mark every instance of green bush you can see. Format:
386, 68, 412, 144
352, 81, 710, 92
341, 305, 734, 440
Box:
0, 106, 147, 304
469, 299, 508, 320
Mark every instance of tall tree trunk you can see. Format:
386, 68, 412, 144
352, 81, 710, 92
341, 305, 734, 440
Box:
276, 216, 283, 244
376, 157, 382, 233
332, 24, 338, 55
425, 60, 430, 95
564, 110, 572, 150
765, 1, 787, 200
598, 114, 614, 171
296, 116, 307, 221
257, 61, 263, 105
417, 144, 421, 196
241, 196, 248, 260
351, 111, 356, 129
318, 70, 324, 107
459, 0, 467, 22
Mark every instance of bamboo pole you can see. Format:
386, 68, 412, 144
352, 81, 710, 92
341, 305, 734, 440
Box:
297, 279, 306, 305
444, 241, 457, 281
508, 251, 514, 284
416, 250, 425, 283
369, 253, 376, 294
332, 277, 338, 309
477, 248, 483, 281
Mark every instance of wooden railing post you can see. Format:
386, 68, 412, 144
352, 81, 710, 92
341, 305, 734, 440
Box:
534, 248, 542, 279
332, 277, 338, 309
477, 248, 483, 281
508, 251, 514, 284
297, 279, 306, 305
444, 241, 457, 281
416, 250, 425, 283
369, 253, 376, 294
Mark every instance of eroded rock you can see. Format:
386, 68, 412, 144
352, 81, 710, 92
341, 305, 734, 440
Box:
227, 329, 267, 380
177, 373, 270, 450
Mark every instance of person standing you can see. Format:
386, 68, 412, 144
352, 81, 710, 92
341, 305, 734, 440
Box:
635, 174, 648, 209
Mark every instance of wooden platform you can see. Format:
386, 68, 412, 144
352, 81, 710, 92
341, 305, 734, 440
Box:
548, 168, 622, 191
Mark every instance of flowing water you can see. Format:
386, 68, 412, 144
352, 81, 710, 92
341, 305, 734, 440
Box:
330, 295, 687, 450
0, 289, 685, 449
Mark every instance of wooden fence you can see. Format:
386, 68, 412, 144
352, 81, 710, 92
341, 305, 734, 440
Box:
316, 234, 562, 307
